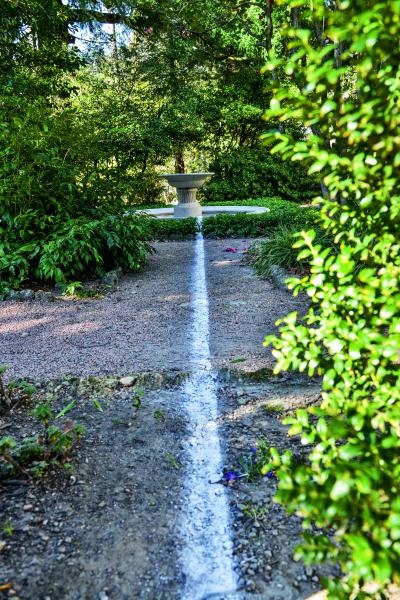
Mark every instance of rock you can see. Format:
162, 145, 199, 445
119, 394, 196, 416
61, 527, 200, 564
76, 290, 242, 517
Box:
35, 290, 54, 302
6, 289, 36, 301
120, 376, 135, 387
6, 290, 24, 301
101, 268, 122, 287
21, 289, 35, 301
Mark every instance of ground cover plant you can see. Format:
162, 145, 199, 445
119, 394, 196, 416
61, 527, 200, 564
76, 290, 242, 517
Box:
0, 367, 85, 479
250, 225, 335, 278
0, 404, 85, 479
0, 213, 152, 297
144, 216, 198, 241
202, 198, 318, 238
262, 1, 400, 597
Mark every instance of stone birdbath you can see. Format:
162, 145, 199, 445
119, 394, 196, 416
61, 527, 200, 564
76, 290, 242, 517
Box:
160, 173, 214, 219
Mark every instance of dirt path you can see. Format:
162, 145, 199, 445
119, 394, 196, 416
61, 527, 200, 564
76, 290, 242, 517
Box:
0, 239, 325, 600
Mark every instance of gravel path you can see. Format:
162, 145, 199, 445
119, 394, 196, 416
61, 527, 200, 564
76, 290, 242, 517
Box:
0, 238, 318, 600
0, 240, 306, 380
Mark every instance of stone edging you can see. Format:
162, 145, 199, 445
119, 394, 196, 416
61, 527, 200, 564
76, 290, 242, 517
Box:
1, 268, 122, 302
268, 264, 298, 292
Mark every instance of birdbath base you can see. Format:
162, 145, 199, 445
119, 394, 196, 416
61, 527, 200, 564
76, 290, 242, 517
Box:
174, 200, 202, 219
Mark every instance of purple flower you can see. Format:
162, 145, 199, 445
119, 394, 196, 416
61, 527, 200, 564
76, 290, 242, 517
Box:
224, 247, 238, 253
224, 470, 240, 481
249, 447, 258, 454
265, 471, 275, 479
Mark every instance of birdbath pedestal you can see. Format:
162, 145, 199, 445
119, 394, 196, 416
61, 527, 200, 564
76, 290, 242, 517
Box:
160, 173, 214, 219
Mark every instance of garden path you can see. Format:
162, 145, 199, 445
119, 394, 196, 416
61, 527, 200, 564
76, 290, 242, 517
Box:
0, 240, 319, 600
0, 240, 305, 380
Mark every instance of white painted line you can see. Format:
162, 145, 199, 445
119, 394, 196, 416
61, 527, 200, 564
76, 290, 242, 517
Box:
179, 220, 239, 600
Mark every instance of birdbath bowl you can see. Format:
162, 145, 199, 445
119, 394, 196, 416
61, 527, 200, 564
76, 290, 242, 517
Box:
160, 173, 214, 218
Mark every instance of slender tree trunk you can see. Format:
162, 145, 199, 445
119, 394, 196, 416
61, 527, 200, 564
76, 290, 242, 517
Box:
175, 149, 185, 173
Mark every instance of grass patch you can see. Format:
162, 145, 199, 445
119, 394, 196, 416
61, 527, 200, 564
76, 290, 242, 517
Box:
250, 224, 335, 278
262, 403, 285, 414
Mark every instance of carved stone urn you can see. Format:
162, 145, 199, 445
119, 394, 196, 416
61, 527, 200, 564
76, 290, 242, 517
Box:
159, 173, 214, 218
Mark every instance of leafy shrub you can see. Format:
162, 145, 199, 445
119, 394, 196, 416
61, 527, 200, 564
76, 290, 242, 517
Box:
144, 217, 198, 241
202, 199, 318, 238
126, 170, 165, 206
262, 1, 400, 597
200, 148, 319, 203
251, 225, 335, 278
0, 366, 37, 412
0, 403, 85, 479
0, 213, 152, 295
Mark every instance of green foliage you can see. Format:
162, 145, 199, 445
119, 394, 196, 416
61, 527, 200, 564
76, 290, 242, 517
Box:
200, 148, 319, 203
145, 217, 198, 240
0, 403, 86, 479
202, 198, 318, 238
251, 225, 334, 277
251, 227, 306, 276
230, 441, 273, 482
262, 1, 400, 596
0, 366, 38, 411
0, 213, 152, 295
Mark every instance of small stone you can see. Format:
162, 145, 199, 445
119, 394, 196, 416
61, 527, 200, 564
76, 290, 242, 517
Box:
22, 289, 35, 301
101, 269, 121, 287
120, 376, 135, 387
7, 290, 23, 301
23, 504, 33, 511
237, 398, 249, 405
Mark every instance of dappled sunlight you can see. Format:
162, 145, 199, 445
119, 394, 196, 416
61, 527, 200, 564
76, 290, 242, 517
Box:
0, 316, 51, 334
219, 399, 276, 423
306, 591, 326, 600
54, 321, 101, 335
159, 294, 190, 302
210, 259, 241, 268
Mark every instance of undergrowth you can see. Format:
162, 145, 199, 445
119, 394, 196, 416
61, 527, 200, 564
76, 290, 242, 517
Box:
0, 404, 85, 479
0, 213, 153, 297
0, 367, 85, 479
202, 200, 318, 238
250, 225, 335, 277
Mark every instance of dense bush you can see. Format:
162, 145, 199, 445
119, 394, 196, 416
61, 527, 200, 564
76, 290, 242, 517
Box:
202, 198, 318, 238
144, 217, 198, 241
251, 225, 335, 278
0, 213, 152, 296
262, 1, 400, 597
200, 148, 319, 204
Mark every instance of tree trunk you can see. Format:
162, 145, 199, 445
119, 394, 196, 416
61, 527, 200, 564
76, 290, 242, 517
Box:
175, 149, 185, 173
